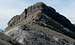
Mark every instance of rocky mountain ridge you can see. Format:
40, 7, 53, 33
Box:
3, 2, 75, 45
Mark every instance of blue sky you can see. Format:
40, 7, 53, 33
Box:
0, 0, 75, 30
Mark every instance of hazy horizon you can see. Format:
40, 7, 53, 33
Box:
0, 0, 75, 30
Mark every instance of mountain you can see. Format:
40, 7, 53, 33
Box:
0, 29, 3, 32
3, 2, 75, 45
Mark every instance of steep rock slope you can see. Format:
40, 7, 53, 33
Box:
5, 2, 75, 45
0, 32, 21, 45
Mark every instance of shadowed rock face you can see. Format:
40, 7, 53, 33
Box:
4, 2, 75, 45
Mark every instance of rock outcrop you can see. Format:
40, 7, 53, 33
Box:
4, 2, 75, 45
0, 32, 21, 45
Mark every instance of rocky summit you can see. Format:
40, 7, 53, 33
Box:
2, 2, 75, 45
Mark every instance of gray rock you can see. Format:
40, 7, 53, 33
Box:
4, 2, 75, 45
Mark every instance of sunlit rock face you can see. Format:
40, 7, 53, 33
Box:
5, 2, 75, 45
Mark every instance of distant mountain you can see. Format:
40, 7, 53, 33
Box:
0, 29, 3, 32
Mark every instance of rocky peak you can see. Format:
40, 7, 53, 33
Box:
5, 2, 75, 45
7, 2, 75, 33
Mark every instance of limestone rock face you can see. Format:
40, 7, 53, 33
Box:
5, 2, 75, 45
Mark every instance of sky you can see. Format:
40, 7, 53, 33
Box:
0, 0, 75, 30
